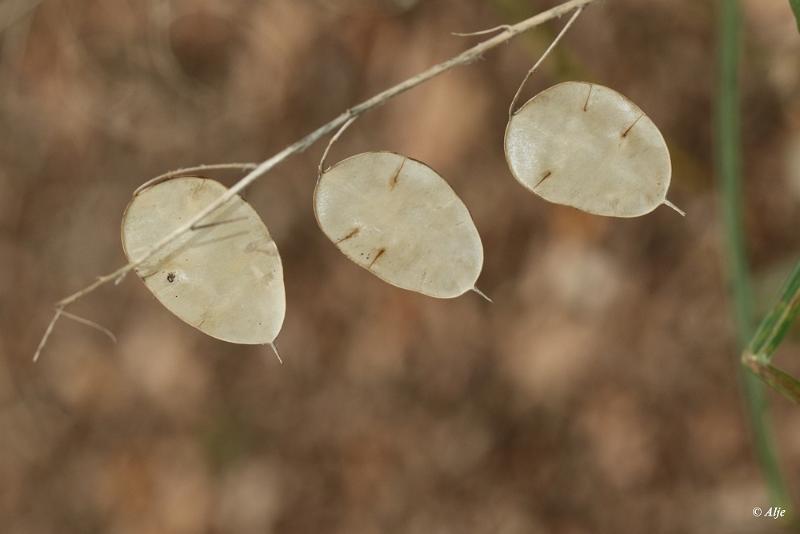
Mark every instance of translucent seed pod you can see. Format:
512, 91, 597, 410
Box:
314, 152, 484, 298
505, 81, 679, 217
121, 177, 285, 345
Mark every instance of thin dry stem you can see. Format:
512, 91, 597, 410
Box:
191, 216, 249, 230
33, 308, 63, 362
38, 0, 595, 355
60, 311, 117, 344
133, 162, 258, 196
318, 116, 358, 178
33, 308, 118, 362
452, 24, 512, 37
508, 6, 584, 118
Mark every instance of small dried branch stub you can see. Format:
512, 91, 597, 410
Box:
508, 6, 584, 118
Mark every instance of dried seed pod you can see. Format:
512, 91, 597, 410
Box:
505, 81, 675, 217
121, 177, 285, 344
314, 152, 483, 298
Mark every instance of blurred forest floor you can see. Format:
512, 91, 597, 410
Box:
1, 0, 800, 533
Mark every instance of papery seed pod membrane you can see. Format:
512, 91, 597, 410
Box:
505, 81, 678, 217
314, 152, 484, 298
121, 177, 285, 344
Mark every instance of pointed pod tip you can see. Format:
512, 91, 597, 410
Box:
269, 342, 283, 364
471, 287, 493, 303
663, 199, 686, 217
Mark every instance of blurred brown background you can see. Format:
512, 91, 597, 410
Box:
2, 0, 800, 532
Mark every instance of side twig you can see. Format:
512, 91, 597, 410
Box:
60, 311, 117, 344
34, 0, 595, 361
33, 308, 63, 363
32, 308, 116, 362
318, 116, 358, 178
452, 24, 512, 37
133, 162, 259, 196
508, 6, 583, 118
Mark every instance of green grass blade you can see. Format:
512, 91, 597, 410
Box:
717, 0, 791, 508
790, 0, 800, 32
748, 261, 800, 362
743, 356, 800, 404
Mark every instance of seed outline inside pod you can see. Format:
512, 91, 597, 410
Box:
504, 81, 673, 218
121, 176, 286, 345
314, 151, 484, 298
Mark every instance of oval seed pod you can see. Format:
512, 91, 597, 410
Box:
505, 81, 675, 217
314, 152, 483, 298
121, 177, 285, 345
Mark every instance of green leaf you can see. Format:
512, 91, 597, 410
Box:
791, 0, 800, 32
748, 260, 800, 362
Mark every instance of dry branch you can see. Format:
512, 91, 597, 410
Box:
34, 0, 595, 360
